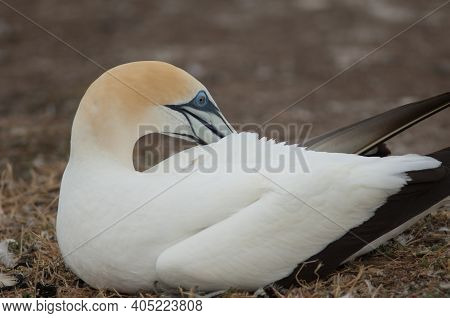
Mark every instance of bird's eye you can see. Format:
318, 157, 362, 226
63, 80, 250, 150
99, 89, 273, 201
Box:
194, 91, 208, 107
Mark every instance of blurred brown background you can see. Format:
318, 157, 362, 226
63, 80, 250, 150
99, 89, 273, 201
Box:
1, 0, 449, 173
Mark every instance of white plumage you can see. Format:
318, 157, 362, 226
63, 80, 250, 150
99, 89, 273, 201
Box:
58, 132, 439, 292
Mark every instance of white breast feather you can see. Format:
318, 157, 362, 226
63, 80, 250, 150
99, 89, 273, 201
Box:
58, 132, 441, 292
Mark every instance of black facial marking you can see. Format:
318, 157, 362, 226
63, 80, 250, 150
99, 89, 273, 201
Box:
165, 90, 226, 144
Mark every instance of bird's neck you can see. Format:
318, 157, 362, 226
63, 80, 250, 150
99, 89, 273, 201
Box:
69, 103, 155, 172
70, 122, 136, 171
68, 99, 189, 171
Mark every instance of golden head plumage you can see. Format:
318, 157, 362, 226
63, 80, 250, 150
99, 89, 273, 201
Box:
70, 61, 234, 168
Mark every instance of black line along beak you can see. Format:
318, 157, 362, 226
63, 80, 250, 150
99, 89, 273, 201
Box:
166, 103, 235, 145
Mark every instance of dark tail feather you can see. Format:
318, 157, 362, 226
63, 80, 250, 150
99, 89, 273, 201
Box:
304, 93, 450, 155
275, 147, 450, 287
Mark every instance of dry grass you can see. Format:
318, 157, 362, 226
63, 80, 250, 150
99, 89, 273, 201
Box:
0, 161, 448, 298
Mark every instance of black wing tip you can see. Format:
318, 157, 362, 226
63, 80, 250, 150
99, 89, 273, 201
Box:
304, 92, 449, 153
412, 92, 450, 108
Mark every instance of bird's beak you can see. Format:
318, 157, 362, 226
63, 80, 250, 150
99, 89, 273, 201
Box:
166, 104, 235, 145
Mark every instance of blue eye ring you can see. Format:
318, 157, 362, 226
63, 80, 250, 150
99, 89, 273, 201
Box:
194, 91, 208, 107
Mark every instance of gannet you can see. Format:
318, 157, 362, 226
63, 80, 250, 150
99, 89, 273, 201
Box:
57, 61, 450, 293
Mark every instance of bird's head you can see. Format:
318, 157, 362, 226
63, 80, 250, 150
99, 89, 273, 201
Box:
71, 61, 234, 167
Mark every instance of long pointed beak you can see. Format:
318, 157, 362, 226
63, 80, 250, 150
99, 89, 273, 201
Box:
167, 105, 235, 145
304, 92, 450, 155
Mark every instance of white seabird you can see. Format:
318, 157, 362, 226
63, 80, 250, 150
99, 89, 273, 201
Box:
56, 61, 449, 293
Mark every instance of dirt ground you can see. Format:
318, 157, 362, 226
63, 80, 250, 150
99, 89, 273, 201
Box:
0, 0, 449, 297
